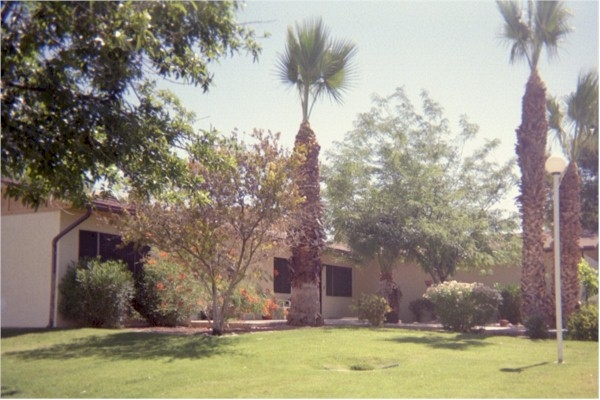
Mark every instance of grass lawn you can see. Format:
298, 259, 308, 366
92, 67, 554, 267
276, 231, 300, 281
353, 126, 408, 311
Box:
1, 326, 598, 398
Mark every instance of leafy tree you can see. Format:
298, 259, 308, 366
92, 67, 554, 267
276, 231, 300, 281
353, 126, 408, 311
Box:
547, 70, 599, 320
577, 258, 598, 303
1, 1, 261, 208
276, 18, 357, 326
497, 0, 572, 322
324, 88, 520, 316
118, 130, 302, 335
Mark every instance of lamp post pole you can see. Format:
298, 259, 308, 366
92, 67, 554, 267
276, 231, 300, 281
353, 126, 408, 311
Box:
545, 155, 567, 364
551, 170, 563, 364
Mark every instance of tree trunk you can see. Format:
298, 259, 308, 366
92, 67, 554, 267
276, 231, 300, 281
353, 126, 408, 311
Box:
516, 69, 551, 322
548, 162, 582, 324
211, 287, 225, 336
378, 272, 401, 323
287, 122, 325, 327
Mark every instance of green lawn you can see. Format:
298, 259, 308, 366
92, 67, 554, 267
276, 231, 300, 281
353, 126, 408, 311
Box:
1, 326, 597, 398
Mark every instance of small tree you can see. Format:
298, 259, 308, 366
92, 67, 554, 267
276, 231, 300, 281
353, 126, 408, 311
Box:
324, 88, 520, 307
119, 130, 301, 335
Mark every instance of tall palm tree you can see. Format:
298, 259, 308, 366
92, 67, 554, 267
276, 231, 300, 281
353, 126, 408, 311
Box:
547, 70, 598, 321
497, 0, 571, 323
276, 18, 357, 326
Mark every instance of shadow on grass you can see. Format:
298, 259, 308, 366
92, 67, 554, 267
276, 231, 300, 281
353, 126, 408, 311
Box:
385, 332, 493, 350
1, 328, 69, 339
1, 385, 20, 397
500, 362, 549, 373
4, 331, 235, 362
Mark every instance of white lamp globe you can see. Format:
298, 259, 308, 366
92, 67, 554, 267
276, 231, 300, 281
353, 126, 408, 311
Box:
545, 155, 567, 175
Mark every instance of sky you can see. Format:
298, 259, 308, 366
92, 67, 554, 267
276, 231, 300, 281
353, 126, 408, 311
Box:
163, 0, 599, 213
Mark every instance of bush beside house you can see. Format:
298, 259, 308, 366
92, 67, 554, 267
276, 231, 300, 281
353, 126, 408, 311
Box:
566, 304, 598, 341
351, 294, 391, 327
133, 250, 203, 327
59, 258, 134, 328
424, 281, 502, 332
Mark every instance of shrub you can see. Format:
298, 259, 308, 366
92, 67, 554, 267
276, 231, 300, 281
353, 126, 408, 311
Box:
524, 314, 548, 339
408, 298, 435, 322
133, 250, 202, 327
351, 294, 391, 327
423, 281, 501, 332
494, 283, 521, 324
230, 286, 280, 319
59, 258, 134, 328
566, 304, 598, 341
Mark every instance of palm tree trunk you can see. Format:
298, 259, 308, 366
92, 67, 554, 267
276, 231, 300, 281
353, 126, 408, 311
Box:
516, 69, 551, 322
287, 122, 325, 326
548, 162, 582, 324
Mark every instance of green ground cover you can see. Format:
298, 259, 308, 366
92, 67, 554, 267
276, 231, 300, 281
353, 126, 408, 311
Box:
1, 326, 597, 398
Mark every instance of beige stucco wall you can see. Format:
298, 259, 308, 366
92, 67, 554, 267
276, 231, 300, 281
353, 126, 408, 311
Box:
250, 248, 523, 322
1, 210, 61, 328
1, 197, 123, 328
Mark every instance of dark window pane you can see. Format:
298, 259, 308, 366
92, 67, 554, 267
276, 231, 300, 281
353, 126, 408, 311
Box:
325, 265, 352, 297
78, 230, 147, 274
274, 257, 291, 294
79, 230, 98, 260
98, 232, 121, 261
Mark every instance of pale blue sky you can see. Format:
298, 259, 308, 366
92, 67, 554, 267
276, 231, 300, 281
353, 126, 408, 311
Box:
165, 0, 598, 213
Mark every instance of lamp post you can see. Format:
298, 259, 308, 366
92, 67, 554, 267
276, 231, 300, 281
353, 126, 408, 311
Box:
545, 154, 567, 364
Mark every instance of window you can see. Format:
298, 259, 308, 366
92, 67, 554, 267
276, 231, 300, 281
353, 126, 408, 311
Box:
273, 257, 291, 294
78, 230, 148, 274
325, 265, 352, 297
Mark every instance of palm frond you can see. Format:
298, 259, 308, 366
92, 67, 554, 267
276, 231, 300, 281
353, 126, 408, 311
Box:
496, 0, 532, 66
276, 17, 357, 122
497, 0, 571, 69
547, 69, 598, 160
568, 70, 599, 158
533, 1, 572, 64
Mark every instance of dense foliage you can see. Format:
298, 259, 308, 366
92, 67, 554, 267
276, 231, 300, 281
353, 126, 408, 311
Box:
424, 281, 502, 332
58, 258, 134, 328
566, 304, 598, 341
351, 294, 391, 327
324, 88, 520, 284
133, 250, 203, 327
578, 258, 598, 302
1, 1, 261, 207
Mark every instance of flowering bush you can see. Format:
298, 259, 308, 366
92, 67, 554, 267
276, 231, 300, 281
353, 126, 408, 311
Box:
424, 281, 502, 332
230, 286, 280, 319
134, 250, 203, 326
351, 294, 392, 327
59, 258, 134, 328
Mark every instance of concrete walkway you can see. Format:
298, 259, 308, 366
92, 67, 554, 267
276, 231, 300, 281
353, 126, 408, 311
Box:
191, 317, 528, 336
